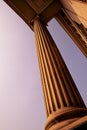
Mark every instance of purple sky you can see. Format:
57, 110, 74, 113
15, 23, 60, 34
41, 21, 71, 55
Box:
0, 1, 87, 130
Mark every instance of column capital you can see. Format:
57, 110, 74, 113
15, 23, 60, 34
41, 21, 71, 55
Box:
29, 15, 47, 30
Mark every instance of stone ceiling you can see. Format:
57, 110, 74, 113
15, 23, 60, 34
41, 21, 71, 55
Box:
26, 0, 53, 14
4, 0, 61, 29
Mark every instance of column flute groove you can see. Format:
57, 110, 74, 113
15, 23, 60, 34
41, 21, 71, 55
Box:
37, 21, 59, 111
40, 25, 67, 107
34, 21, 53, 111
35, 24, 54, 114
42, 31, 72, 107
38, 19, 78, 107
54, 46, 85, 107
36, 19, 65, 109
39, 24, 63, 109
49, 35, 86, 107
35, 29, 50, 116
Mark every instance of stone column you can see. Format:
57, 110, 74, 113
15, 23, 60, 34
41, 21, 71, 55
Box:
33, 17, 87, 130
55, 10, 87, 57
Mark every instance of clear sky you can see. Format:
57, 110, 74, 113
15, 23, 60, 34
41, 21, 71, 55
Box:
0, 1, 87, 130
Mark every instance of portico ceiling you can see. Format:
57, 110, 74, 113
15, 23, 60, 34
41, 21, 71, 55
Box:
26, 0, 53, 14
4, 0, 61, 29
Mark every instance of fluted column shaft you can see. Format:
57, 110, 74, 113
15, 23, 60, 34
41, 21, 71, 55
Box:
55, 10, 87, 57
33, 18, 87, 130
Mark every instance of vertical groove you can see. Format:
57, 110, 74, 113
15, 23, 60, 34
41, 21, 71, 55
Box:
39, 22, 80, 107
40, 25, 71, 107
35, 21, 54, 113
45, 25, 85, 107
35, 29, 50, 116
49, 35, 80, 106
38, 24, 61, 109
52, 39, 86, 107
37, 22, 58, 111
40, 29, 66, 108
